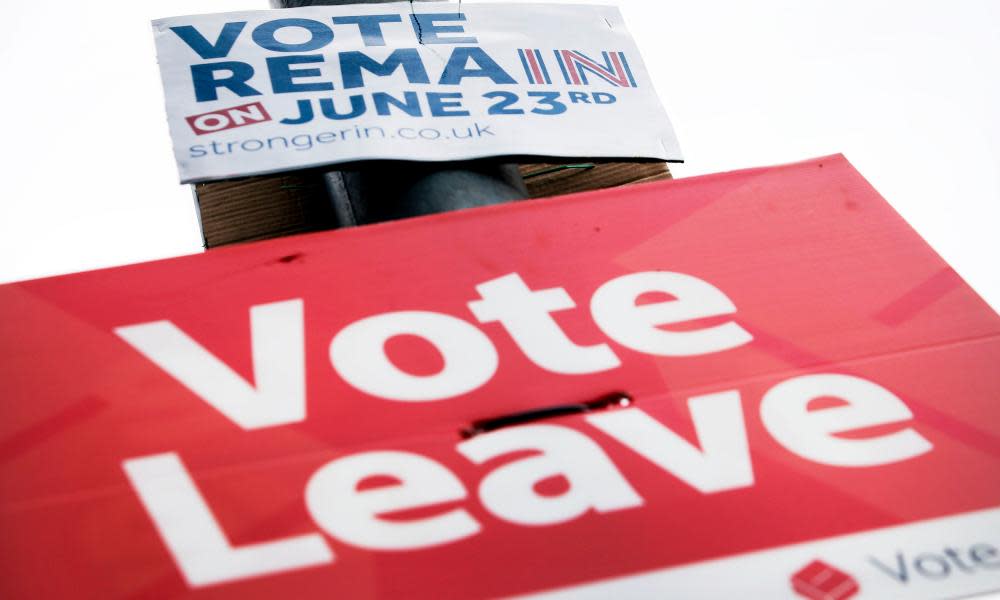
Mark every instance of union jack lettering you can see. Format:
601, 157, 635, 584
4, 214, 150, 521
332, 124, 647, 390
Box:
555, 50, 637, 88
517, 49, 552, 85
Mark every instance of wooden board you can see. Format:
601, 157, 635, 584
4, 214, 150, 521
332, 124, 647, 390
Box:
195, 162, 672, 248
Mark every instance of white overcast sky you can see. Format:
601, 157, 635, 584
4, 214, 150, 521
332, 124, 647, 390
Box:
0, 0, 998, 315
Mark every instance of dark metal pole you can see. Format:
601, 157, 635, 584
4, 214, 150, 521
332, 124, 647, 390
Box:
272, 0, 528, 227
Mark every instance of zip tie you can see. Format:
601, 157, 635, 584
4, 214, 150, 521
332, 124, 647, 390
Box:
522, 163, 597, 179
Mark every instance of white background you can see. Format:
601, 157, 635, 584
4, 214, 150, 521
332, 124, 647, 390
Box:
0, 5, 997, 597
1, 0, 997, 318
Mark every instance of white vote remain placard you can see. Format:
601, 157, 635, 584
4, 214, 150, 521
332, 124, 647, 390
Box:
152, 2, 682, 183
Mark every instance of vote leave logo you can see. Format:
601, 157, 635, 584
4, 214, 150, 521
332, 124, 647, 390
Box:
185, 101, 272, 135
791, 560, 860, 600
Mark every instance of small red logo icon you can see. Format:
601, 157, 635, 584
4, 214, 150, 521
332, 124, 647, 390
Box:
185, 102, 271, 135
791, 559, 860, 600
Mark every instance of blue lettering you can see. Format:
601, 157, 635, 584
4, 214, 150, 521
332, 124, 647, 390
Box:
266, 55, 334, 93
191, 61, 261, 102
439, 47, 515, 85
593, 92, 617, 104
373, 91, 422, 117
331, 15, 402, 46
340, 49, 430, 89
266, 137, 289, 150
282, 99, 315, 125
242, 139, 265, 152
427, 92, 469, 116
320, 96, 367, 120
252, 18, 334, 52
291, 134, 314, 151
409, 13, 477, 44
170, 22, 246, 59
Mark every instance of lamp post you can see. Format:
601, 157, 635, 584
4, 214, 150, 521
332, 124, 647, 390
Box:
271, 0, 528, 227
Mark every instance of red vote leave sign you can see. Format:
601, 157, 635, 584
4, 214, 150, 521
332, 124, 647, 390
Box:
1, 156, 998, 599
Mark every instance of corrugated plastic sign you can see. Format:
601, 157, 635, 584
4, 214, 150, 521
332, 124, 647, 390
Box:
1, 156, 998, 598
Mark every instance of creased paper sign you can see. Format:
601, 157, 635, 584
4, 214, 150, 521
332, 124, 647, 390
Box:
152, 2, 682, 183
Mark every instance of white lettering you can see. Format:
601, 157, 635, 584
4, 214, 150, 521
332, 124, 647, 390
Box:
469, 273, 620, 375
123, 453, 332, 587
305, 451, 480, 550
587, 393, 754, 493
458, 424, 643, 526
192, 114, 230, 132
115, 299, 305, 430
590, 271, 753, 356
330, 311, 498, 401
760, 373, 933, 467
228, 104, 267, 126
